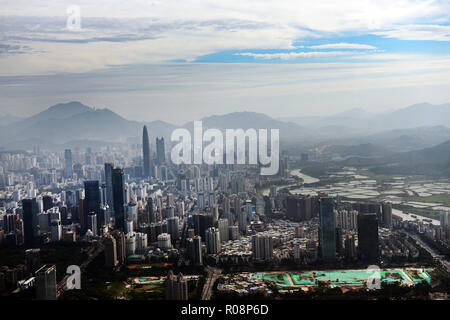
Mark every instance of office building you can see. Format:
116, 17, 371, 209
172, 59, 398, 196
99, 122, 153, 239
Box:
83, 181, 100, 232
357, 212, 380, 262
23, 198, 38, 245
104, 163, 114, 210
319, 197, 336, 261
142, 126, 153, 178
168, 217, 180, 243
112, 168, 125, 231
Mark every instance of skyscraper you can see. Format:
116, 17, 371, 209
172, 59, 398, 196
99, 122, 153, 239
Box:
112, 168, 125, 231
382, 202, 392, 228
142, 126, 152, 178
344, 233, 357, 261
168, 217, 180, 243
64, 149, 73, 179
88, 213, 98, 237
205, 227, 221, 254
156, 137, 166, 165
35, 265, 57, 300
252, 235, 274, 262
42, 195, 53, 212
23, 198, 38, 245
192, 213, 214, 239
104, 236, 118, 268
104, 163, 114, 211
319, 197, 336, 261
165, 270, 188, 300
186, 236, 203, 266
112, 230, 126, 265
218, 218, 229, 242
84, 181, 101, 233
25, 248, 41, 277
357, 212, 380, 262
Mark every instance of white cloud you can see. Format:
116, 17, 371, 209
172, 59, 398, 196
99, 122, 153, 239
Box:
0, 1, 448, 75
308, 43, 377, 50
374, 24, 450, 41
235, 51, 365, 60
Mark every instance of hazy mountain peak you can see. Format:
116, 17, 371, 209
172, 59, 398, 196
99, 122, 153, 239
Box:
31, 101, 92, 122
45, 101, 91, 113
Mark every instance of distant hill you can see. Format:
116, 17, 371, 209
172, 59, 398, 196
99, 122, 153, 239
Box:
323, 143, 393, 158
0, 101, 176, 149
282, 103, 450, 139
342, 140, 450, 177
352, 126, 450, 152
184, 111, 310, 142
2, 101, 450, 156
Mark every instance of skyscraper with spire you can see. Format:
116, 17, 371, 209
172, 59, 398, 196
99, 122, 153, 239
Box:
142, 126, 152, 177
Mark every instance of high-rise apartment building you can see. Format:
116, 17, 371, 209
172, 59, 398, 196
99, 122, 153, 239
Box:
165, 271, 188, 300
35, 265, 57, 300
64, 149, 73, 179
205, 227, 221, 254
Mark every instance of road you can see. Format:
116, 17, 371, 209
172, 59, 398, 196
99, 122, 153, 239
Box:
201, 266, 222, 300
406, 231, 450, 273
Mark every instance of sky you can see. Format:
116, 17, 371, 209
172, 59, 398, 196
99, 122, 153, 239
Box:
0, 0, 450, 124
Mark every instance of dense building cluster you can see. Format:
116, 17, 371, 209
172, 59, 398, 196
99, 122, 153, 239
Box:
0, 126, 448, 300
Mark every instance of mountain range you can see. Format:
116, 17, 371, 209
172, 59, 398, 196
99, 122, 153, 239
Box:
0, 101, 449, 155
341, 140, 450, 177
280, 103, 450, 134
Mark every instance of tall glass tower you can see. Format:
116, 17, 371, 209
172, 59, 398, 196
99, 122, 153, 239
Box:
142, 126, 151, 177
112, 168, 125, 231
319, 197, 336, 261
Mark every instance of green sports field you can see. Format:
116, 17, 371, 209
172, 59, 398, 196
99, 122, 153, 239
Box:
252, 268, 433, 289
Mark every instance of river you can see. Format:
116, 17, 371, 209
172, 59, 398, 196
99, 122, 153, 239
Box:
260, 169, 320, 196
